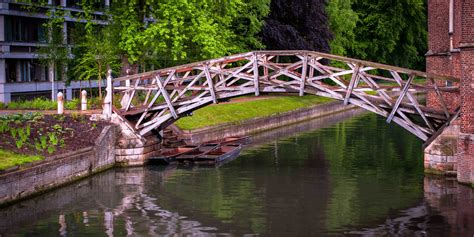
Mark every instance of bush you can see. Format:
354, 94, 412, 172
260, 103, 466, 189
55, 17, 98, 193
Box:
7, 98, 56, 110
0, 102, 5, 109
5, 97, 105, 110
65, 98, 80, 110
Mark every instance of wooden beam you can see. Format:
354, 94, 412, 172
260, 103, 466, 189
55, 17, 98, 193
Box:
344, 64, 360, 105
299, 54, 308, 96
386, 74, 415, 123
253, 52, 260, 96
204, 64, 218, 104
156, 75, 178, 119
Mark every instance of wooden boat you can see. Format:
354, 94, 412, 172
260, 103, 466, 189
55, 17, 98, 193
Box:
149, 145, 198, 164
195, 144, 242, 164
175, 143, 220, 161
207, 136, 250, 145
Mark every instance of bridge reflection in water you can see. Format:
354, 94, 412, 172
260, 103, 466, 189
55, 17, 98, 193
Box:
0, 112, 473, 236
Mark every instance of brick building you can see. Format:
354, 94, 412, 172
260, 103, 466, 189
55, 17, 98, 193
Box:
426, 0, 474, 184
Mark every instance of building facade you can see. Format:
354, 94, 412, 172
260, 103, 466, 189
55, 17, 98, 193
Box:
0, 0, 109, 103
426, 0, 474, 184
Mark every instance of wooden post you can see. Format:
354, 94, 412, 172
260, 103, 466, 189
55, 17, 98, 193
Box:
344, 64, 360, 105
253, 52, 260, 96
204, 64, 218, 104
299, 54, 308, 96
103, 69, 113, 119
386, 74, 414, 123
57, 92, 64, 114
81, 90, 87, 111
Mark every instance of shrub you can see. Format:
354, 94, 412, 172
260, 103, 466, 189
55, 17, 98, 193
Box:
7, 98, 56, 110
65, 98, 80, 110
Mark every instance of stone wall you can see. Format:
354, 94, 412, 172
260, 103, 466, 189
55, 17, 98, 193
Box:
0, 125, 117, 206
112, 114, 161, 166
424, 121, 459, 175
173, 102, 357, 145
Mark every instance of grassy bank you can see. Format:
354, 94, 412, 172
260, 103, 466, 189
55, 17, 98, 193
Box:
175, 95, 333, 130
0, 149, 43, 170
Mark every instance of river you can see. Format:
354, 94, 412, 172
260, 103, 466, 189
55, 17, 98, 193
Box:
1, 111, 473, 236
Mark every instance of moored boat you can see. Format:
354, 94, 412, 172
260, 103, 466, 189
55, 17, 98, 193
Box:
195, 144, 242, 164
149, 145, 199, 164
207, 136, 250, 145
175, 143, 220, 162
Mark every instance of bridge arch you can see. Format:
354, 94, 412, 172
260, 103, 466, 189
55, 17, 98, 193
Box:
113, 50, 460, 145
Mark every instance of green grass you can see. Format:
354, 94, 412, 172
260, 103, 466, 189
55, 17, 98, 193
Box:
175, 95, 333, 130
0, 149, 44, 170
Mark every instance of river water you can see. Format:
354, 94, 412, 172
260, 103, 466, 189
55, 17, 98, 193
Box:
1, 111, 473, 236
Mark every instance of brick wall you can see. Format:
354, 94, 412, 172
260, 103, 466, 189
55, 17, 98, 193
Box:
460, 48, 474, 133
426, 0, 462, 111
457, 0, 474, 184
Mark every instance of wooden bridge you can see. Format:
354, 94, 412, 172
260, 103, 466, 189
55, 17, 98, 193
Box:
112, 50, 460, 145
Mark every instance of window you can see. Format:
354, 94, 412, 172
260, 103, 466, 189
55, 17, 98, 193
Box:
4, 16, 46, 43
5, 60, 49, 83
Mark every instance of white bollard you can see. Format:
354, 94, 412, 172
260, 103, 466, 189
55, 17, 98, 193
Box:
81, 90, 87, 111
57, 92, 64, 115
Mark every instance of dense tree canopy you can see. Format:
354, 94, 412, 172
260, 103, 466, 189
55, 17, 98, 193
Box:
107, 0, 270, 71
262, 0, 333, 52
327, 0, 427, 70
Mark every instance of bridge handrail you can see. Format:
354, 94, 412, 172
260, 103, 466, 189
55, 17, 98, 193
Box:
113, 50, 459, 83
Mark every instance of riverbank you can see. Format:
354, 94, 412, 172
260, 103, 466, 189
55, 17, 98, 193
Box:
172, 101, 358, 145
0, 98, 360, 206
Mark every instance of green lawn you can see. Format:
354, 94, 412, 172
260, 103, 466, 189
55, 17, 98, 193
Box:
0, 149, 44, 170
175, 95, 333, 130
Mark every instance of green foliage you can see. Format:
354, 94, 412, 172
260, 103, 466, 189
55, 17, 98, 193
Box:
7, 98, 56, 110
326, 0, 358, 56
107, 0, 269, 68
0, 112, 73, 155
71, 2, 120, 99
327, 0, 427, 70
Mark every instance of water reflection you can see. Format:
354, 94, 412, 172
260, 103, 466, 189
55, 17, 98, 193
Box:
1, 112, 473, 236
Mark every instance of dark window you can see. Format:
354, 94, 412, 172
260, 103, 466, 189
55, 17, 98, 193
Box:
5, 16, 46, 43
5, 59, 49, 83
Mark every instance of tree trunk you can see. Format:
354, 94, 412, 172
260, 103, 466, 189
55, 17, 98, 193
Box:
50, 61, 55, 101
98, 63, 102, 100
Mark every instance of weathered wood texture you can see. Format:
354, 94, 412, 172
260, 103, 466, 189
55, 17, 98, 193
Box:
112, 50, 460, 142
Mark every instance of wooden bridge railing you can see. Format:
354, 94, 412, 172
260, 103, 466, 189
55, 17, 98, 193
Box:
112, 50, 460, 144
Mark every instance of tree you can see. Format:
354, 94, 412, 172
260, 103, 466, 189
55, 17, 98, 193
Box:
326, 0, 358, 56
37, 6, 70, 101
261, 0, 333, 52
71, 2, 120, 99
108, 0, 270, 72
346, 0, 427, 70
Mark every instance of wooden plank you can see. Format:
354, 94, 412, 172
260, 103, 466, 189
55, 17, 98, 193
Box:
156, 75, 178, 119
204, 64, 218, 104
429, 78, 451, 119
386, 73, 414, 123
253, 52, 260, 96
299, 54, 308, 96
344, 64, 360, 105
